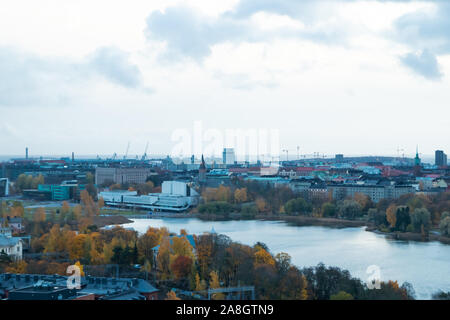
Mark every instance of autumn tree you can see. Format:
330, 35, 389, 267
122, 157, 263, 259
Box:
386, 204, 397, 228
254, 248, 275, 266
98, 197, 105, 209
209, 271, 224, 300
255, 197, 268, 213
157, 238, 171, 279
33, 207, 46, 223
170, 256, 193, 279
165, 291, 181, 300
234, 188, 248, 204
80, 190, 98, 218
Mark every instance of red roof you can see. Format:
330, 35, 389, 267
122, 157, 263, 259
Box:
295, 167, 315, 172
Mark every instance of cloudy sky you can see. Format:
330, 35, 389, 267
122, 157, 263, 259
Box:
0, 0, 449, 159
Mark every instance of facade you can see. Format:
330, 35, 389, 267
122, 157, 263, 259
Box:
0, 217, 24, 234
222, 148, 236, 165
100, 181, 199, 212
328, 184, 415, 203
95, 167, 153, 185
35, 182, 86, 201
435, 150, 448, 167
0, 178, 9, 197
0, 231, 23, 261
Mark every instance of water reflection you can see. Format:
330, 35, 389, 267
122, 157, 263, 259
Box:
121, 218, 450, 299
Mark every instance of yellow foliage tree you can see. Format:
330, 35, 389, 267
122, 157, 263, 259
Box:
234, 188, 248, 203
209, 271, 224, 300
254, 248, 275, 266
6, 260, 28, 274
165, 291, 181, 300
386, 204, 397, 228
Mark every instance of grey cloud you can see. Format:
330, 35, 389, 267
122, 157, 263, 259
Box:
0, 46, 146, 107
145, 3, 351, 61
400, 49, 442, 80
145, 6, 248, 61
392, 2, 450, 79
89, 46, 142, 88
394, 3, 450, 54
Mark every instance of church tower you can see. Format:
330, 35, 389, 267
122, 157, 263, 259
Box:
198, 154, 206, 185
414, 146, 422, 176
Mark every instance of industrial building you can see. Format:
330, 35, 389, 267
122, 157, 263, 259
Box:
95, 167, 155, 185
100, 181, 199, 212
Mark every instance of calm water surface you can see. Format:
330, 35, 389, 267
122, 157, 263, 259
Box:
121, 218, 450, 299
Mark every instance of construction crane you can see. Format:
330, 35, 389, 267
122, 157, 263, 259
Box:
123, 142, 130, 160
142, 142, 149, 161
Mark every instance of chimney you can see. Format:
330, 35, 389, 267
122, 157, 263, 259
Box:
26, 147, 29, 160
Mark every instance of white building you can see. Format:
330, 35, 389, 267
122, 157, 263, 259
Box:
100, 181, 199, 212
222, 148, 236, 165
0, 227, 23, 261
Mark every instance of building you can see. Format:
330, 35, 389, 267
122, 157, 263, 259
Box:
0, 229, 23, 261
23, 182, 86, 201
95, 167, 154, 185
0, 178, 9, 197
7, 281, 92, 300
335, 154, 344, 163
414, 147, 422, 176
0, 217, 24, 234
0, 274, 158, 300
223, 148, 236, 165
327, 184, 415, 203
100, 181, 199, 212
435, 150, 448, 167
198, 155, 207, 184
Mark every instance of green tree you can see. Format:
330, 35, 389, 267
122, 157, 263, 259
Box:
322, 202, 337, 217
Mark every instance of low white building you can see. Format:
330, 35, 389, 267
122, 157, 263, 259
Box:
100, 181, 199, 212
0, 227, 23, 261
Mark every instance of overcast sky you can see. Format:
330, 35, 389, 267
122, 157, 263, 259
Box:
0, 0, 449, 159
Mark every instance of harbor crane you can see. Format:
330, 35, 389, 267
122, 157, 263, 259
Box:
142, 142, 149, 161
123, 142, 130, 160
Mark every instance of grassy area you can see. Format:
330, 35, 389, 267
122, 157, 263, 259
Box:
99, 207, 146, 216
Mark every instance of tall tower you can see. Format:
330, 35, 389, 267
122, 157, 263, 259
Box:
414, 146, 422, 176
25, 147, 28, 160
198, 154, 206, 185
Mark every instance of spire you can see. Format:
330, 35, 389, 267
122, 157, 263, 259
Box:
200, 154, 206, 170
414, 145, 421, 166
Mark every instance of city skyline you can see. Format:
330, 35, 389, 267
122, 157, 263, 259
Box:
1, 0, 450, 156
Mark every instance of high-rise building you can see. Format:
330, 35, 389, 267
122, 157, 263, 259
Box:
435, 150, 447, 167
222, 148, 235, 165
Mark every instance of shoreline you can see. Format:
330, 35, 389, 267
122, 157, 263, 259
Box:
103, 211, 450, 246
